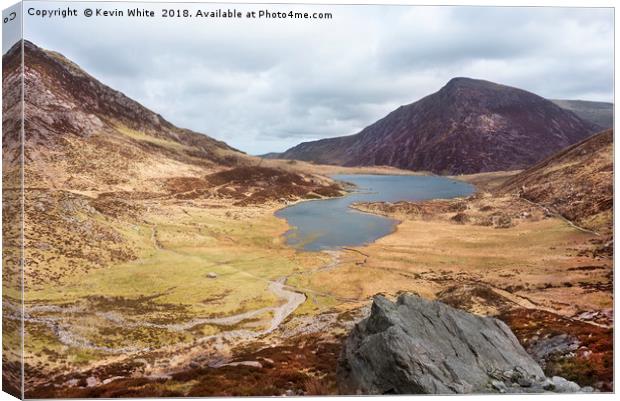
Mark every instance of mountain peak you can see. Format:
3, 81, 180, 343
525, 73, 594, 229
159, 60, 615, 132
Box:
443, 77, 497, 88
440, 77, 516, 96
273, 78, 600, 174
445, 76, 480, 85
13, 41, 238, 153
2, 39, 246, 183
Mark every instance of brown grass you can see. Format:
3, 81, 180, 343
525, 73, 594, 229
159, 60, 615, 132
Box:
500, 308, 612, 391
28, 335, 341, 398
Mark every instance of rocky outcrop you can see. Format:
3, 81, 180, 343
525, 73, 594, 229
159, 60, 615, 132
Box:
337, 294, 583, 394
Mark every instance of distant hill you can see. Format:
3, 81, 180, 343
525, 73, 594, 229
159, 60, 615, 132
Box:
267, 78, 600, 175
551, 99, 613, 129
259, 152, 282, 159
497, 129, 613, 235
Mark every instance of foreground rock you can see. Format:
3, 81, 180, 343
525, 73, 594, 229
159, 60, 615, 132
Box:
337, 294, 583, 394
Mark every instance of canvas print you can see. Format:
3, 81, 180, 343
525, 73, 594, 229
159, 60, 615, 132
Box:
1, 1, 614, 398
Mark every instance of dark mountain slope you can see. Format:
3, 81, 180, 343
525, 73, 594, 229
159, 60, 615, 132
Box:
3, 40, 340, 198
14, 40, 244, 167
271, 78, 600, 174
2, 40, 251, 193
551, 99, 613, 129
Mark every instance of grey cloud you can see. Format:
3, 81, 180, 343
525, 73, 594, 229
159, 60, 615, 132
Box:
22, 2, 613, 154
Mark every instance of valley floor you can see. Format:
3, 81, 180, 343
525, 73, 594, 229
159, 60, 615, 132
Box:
6, 171, 613, 396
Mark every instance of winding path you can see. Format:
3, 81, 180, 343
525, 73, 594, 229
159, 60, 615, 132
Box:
9, 276, 306, 354
10, 221, 345, 354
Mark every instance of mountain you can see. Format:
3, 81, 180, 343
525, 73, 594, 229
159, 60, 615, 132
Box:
3, 40, 248, 192
497, 129, 613, 235
552, 99, 613, 129
1, 40, 341, 288
268, 78, 600, 174
2, 40, 340, 197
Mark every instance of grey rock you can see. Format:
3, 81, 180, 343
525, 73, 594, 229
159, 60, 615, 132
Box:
65, 379, 79, 387
337, 294, 545, 394
529, 334, 580, 363
85, 376, 99, 388
542, 378, 555, 391
501, 370, 515, 380
221, 360, 262, 369
551, 376, 581, 393
577, 310, 600, 320
491, 380, 507, 393
102, 376, 123, 385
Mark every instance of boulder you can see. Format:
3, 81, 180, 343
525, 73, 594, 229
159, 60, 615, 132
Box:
549, 376, 581, 393
337, 294, 580, 394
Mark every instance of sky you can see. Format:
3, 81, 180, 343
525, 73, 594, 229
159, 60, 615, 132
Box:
13, 2, 615, 154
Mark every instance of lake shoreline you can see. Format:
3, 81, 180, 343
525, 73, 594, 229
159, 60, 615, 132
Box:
274, 174, 475, 251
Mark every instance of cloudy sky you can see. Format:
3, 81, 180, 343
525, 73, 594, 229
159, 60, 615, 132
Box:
19, 2, 614, 154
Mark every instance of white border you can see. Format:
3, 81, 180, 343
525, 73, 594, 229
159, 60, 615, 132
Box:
0, 1, 616, 401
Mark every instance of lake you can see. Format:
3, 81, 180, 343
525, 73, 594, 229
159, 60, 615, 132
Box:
275, 174, 475, 251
